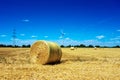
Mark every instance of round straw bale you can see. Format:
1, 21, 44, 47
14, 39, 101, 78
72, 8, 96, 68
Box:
70, 47, 75, 50
30, 40, 62, 64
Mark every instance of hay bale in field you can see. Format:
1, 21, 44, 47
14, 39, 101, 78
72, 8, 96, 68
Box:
30, 40, 62, 64
70, 47, 74, 50
94, 47, 97, 50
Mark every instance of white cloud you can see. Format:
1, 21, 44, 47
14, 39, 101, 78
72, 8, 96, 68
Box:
65, 37, 70, 40
53, 38, 110, 46
10, 38, 36, 45
0, 35, 7, 37
82, 40, 104, 45
31, 35, 37, 38
16, 39, 120, 46
55, 38, 80, 46
105, 41, 120, 46
96, 35, 105, 39
59, 35, 66, 39
59, 36, 63, 39
11, 38, 20, 41
20, 34, 25, 36
117, 30, 120, 32
22, 19, 29, 22
17, 39, 36, 45
10, 39, 35, 46
0, 37, 120, 46
110, 36, 120, 40
44, 36, 48, 38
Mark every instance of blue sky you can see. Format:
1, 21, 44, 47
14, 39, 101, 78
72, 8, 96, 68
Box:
0, 0, 120, 46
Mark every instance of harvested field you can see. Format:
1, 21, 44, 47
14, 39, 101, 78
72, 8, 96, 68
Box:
0, 48, 120, 80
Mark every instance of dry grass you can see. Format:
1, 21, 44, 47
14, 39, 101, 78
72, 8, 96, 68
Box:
0, 48, 120, 80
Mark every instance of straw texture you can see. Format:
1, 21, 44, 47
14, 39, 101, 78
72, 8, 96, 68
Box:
30, 40, 62, 64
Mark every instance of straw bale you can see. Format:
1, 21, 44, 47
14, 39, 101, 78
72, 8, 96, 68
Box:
70, 47, 75, 50
30, 40, 62, 64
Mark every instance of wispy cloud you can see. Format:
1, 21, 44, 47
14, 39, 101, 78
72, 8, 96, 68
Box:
55, 39, 100, 46
82, 40, 104, 45
65, 37, 70, 40
0, 37, 119, 46
117, 29, 120, 32
12, 39, 36, 46
110, 36, 120, 40
59, 36, 63, 39
0, 35, 7, 37
16, 39, 120, 46
18, 39, 36, 45
54, 38, 119, 46
11, 38, 20, 41
31, 35, 37, 38
44, 36, 48, 38
22, 19, 30, 22
96, 35, 105, 39
20, 34, 25, 36
55, 38, 80, 46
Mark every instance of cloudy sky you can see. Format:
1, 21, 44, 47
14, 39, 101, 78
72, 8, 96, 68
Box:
0, 0, 120, 46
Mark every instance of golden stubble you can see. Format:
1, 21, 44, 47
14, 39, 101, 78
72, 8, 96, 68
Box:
0, 48, 120, 80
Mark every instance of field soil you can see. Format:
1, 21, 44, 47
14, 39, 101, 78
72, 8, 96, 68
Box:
0, 48, 120, 80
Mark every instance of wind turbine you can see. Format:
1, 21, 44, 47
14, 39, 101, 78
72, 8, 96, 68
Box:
12, 28, 17, 47
60, 30, 66, 38
60, 30, 66, 46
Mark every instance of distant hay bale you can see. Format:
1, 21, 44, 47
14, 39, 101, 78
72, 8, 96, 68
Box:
94, 47, 97, 50
70, 47, 74, 50
30, 40, 62, 64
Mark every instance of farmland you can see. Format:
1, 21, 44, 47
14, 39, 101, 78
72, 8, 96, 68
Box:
0, 48, 120, 80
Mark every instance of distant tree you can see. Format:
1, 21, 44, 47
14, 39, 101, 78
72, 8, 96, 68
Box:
13, 45, 19, 48
0, 44, 4, 47
95, 45, 100, 48
103, 46, 109, 48
22, 44, 31, 48
88, 45, 94, 48
79, 44, 86, 48
6, 45, 13, 47
0, 44, 20, 47
60, 45, 65, 48
66, 45, 72, 48
26, 44, 31, 48
74, 45, 80, 47
0, 44, 6, 47
22, 45, 26, 48
113, 45, 120, 48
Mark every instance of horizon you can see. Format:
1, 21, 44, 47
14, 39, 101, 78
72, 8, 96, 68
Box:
0, 0, 120, 46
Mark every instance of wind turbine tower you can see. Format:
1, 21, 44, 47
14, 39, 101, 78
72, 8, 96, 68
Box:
12, 28, 17, 47
60, 30, 66, 45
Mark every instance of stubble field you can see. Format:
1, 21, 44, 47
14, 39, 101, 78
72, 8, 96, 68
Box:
0, 48, 120, 80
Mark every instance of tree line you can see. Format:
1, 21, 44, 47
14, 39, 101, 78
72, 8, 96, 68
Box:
60, 44, 120, 48
0, 44, 31, 48
0, 44, 120, 48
